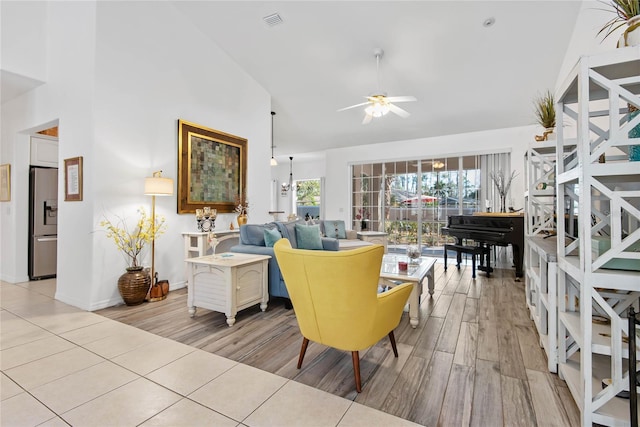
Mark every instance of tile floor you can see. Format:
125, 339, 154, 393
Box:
1, 279, 420, 427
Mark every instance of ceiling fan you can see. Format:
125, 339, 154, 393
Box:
338, 48, 417, 124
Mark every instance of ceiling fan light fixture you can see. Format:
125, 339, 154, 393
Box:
365, 101, 390, 118
338, 48, 416, 123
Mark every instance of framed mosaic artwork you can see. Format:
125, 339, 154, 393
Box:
177, 119, 247, 214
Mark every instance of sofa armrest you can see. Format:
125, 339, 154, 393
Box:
230, 244, 274, 257
345, 230, 358, 240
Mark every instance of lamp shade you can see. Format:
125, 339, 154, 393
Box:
144, 177, 173, 196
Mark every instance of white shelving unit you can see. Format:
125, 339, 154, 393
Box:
525, 235, 558, 373
525, 142, 559, 237
524, 141, 576, 373
554, 47, 640, 427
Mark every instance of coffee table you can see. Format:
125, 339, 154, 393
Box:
380, 254, 437, 328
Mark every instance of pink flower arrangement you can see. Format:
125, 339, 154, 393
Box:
355, 208, 369, 220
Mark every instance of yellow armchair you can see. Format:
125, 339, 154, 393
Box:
273, 238, 412, 392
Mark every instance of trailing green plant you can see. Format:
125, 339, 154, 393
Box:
534, 90, 556, 129
596, 0, 640, 42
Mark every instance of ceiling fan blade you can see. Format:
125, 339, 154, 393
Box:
362, 114, 373, 125
385, 96, 417, 103
388, 103, 411, 118
337, 101, 371, 112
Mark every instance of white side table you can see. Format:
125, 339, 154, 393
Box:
185, 253, 270, 326
182, 230, 240, 282
357, 231, 388, 253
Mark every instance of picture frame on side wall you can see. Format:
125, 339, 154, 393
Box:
177, 119, 247, 214
64, 156, 83, 201
0, 164, 11, 202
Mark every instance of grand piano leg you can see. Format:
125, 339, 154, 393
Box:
444, 246, 448, 271
477, 244, 493, 277
513, 245, 523, 280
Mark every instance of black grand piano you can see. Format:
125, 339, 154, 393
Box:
442, 213, 525, 278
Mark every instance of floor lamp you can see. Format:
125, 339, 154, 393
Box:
144, 170, 173, 300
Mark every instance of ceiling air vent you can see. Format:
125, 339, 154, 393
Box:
263, 13, 283, 27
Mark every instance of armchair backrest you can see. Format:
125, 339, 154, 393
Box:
274, 238, 384, 350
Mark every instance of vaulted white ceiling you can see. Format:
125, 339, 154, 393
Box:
171, 1, 584, 157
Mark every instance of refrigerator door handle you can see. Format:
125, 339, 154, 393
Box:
36, 237, 58, 242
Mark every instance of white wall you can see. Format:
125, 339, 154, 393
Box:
556, 1, 622, 93
1, 1, 272, 310
1, 0, 48, 81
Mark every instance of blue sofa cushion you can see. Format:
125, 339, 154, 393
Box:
322, 220, 347, 239
264, 227, 282, 247
295, 224, 323, 250
240, 224, 269, 246
276, 220, 302, 248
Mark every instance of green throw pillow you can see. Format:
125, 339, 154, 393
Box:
325, 220, 346, 239
263, 227, 282, 247
295, 224, 323, 250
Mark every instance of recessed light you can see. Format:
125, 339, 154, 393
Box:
483, 17, 495, 28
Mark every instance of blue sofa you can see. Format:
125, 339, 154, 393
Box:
230, 221, 339, 302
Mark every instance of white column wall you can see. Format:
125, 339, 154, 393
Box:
1, 1, 271, 311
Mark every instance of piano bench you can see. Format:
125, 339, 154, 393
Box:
443, 244, 491, 279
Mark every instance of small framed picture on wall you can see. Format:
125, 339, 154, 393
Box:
0, 164, 10, 202
64, 156, 83, 201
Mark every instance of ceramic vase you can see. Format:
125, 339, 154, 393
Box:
237, 214, 248, 226
620, 16, 640, 47
117, 266, 151, 306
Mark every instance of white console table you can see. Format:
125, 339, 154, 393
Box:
185, 253, 270, 326
357, 231, 388, 253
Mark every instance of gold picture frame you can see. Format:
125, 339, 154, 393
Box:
0, 164, 10, 202
178, 119, 247, 214
64, 156, 83, 201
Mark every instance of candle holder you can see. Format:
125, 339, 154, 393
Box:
196, 207, 216, 232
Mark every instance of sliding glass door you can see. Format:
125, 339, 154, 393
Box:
352, 154, 492, 256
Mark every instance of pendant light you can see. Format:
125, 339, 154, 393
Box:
270, 111, 278, 166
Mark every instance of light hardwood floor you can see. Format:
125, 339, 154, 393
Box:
97, 261, 580, 426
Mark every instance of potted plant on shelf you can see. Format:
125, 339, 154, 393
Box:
100, 207, 167, 305
534, 90, 556, 142
597, 0, 640, 47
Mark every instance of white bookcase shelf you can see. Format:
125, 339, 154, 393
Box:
554, 47, 640, 427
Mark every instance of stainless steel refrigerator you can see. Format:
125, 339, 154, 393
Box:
29, 167, 58, 280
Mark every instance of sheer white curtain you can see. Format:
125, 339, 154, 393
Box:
480, 152, 511, 213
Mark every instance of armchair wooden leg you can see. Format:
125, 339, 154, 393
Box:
389, 331, 399, 357
351, 351, 362, 393
297, 337, 309, 369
